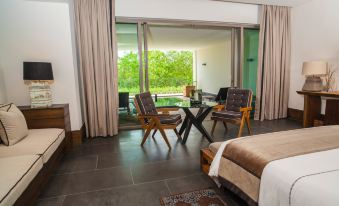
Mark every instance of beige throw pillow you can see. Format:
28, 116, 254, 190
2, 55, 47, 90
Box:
0, 104, 28, 146
0, 104, 12, 144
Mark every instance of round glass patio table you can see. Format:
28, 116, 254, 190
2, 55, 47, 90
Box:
156, 98, 217, 144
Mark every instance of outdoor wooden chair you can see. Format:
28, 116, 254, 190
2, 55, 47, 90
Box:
134, 92, 182, 149
211, 88, 253, 138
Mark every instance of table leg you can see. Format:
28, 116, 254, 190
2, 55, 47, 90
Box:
303, 94, 321, 127
182, 119, 193, 144
179, 114, 189, 135
181, 107, 214, 144
196, 107, 213, 142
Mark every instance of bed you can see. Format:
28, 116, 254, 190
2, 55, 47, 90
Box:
208, 125, 339, 206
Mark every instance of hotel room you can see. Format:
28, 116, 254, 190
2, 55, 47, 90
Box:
0, 0, 338, 205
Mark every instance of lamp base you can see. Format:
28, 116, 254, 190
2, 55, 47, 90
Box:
29, 82, 52, 108
302, 76, 324, 92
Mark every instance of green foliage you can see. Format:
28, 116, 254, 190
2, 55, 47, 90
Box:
118, 50, 193, 94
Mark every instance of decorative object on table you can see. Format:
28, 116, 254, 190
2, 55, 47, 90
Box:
323, 65, 337, 92
301, 61, 327, 92
190, 89, 202, 106
160, 189, 227, 206
183, 85, 195, 97
23, 62, 54, 108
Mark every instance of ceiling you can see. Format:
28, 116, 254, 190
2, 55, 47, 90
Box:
116, 24, 232, 51
210, 0, 312, 7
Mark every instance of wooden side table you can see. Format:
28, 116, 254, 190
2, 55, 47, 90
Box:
18, 104, 72, 149
200, 148, 215, 175
297, 91, 339, 127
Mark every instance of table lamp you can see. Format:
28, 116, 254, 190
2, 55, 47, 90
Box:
23, 62, 54, 108
302, 61, 327, 92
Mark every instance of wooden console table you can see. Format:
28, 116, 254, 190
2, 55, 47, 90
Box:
297, 91, 339, 127
18, 104, 72, 149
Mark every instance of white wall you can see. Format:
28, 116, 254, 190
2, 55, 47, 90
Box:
196, 41, 232, 94
289, 0, 339, 111
0, 0, 82, 130
0, 65, 7, 104
116, 0, 259, 24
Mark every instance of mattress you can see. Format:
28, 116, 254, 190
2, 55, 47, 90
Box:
209, 125, 339, 206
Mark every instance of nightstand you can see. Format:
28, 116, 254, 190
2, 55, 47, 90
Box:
200, 148, 215, 175
18, 104, 72, 149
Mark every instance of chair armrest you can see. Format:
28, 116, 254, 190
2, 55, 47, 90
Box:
213, 104, 225, 111
137, 114, 170, 118
240, 107, 252, 112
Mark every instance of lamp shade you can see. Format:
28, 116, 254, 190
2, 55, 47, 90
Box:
23, 62, 54, 80
302, 61, 328, 76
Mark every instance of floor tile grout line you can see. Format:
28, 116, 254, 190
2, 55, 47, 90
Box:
164, 180, 172, 195
60, 195, 66, 206
130, 166, 135, 185
39, 173, 204, 200
95, 155, 99, 169
53, 156, 200, 176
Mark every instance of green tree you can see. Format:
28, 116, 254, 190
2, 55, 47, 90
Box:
118, 50, 193, 94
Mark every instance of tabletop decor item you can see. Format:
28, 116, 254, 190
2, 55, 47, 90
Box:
302, 61, 327, 92
23, 62, 54, 108
324, 65, 337, 92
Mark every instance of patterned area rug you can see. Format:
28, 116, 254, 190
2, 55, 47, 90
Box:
160, 189, 227, 206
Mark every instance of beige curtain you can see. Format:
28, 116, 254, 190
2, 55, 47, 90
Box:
254, 5, 291, 121
74, 0, 118, 137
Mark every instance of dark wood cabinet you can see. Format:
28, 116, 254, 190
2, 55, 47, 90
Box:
18, 104, 72, 149
297, 91, 339, 127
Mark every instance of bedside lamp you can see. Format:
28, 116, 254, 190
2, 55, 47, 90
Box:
23, 62, 54, 108
302, 61, 327, 92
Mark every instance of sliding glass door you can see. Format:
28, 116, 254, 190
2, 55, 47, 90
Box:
116, 20, 259, 127
116, 23, 142, 127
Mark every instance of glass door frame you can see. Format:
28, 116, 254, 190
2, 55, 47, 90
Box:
116, 17, 260, 92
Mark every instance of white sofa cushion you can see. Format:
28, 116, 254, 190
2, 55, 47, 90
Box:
0, 104, 28, 146
0, 104, 12, 145
0, 155, 43, 206
0, 128, 65, 163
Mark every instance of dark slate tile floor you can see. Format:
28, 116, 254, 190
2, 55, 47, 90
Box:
36, 118, 302, 206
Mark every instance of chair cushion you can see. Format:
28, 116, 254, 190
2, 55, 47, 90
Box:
0, 155, 43, 206
209, 142, 223, 154
0, 104, 28, 146
212, 110, 242, 119
135, 92, 157, 115
225, 89, 252, 112
0, 128, 65, 163
160, 114, 182, 124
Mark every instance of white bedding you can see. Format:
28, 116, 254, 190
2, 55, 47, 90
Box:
259, 148, 339, 206
209, 142, 339, 206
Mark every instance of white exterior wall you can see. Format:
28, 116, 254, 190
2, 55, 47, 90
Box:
196, 41, 232, 94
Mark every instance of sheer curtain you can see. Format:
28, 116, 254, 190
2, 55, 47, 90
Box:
255, 5, 291, 121
74, 0, 118, 137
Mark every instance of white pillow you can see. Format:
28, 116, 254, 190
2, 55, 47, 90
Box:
0, 103, 28, 146
0, 104, 12, 145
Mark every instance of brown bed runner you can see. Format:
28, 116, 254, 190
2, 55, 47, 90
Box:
222, 126, 339, 177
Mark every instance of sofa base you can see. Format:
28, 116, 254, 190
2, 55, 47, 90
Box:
14, 138, 66, 206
